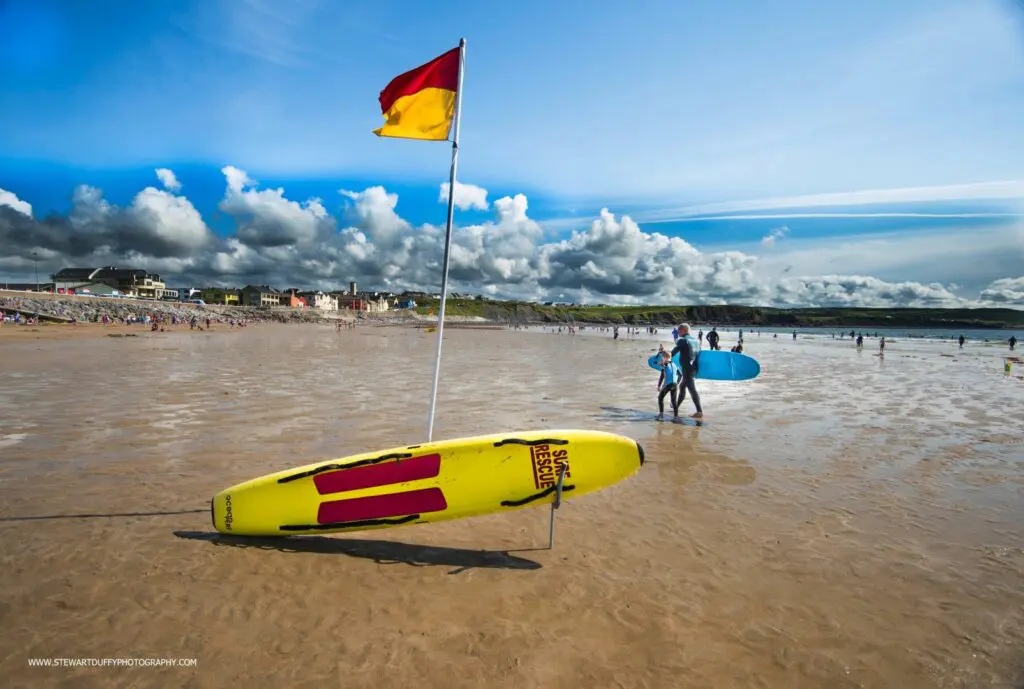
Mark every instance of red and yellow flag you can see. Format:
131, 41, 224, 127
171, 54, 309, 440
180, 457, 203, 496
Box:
373, 46, 460, 141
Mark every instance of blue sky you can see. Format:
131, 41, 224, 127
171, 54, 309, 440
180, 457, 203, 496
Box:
0, 0, 1022, 306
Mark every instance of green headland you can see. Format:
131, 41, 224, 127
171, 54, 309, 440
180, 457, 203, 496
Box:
415, 298, 1024, 329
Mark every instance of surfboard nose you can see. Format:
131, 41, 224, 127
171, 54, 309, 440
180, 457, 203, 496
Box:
636, 441, 645, 466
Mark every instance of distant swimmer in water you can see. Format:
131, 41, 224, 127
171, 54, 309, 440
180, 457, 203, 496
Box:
654, 350, 681, 420
671, 323, 704, 419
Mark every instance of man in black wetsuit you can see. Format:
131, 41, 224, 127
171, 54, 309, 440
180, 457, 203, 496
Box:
706, 327, 720, 351
670, 322, 704, 419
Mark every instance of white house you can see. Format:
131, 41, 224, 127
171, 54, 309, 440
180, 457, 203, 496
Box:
300, 291, 338, 311
364, 295, 391, 313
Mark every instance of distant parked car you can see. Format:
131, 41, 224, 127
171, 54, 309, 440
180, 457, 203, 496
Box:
190, 299, 205, 305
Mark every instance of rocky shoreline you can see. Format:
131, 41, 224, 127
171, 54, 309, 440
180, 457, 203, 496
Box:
0, 291, 496, 327
1, 294, 313, 325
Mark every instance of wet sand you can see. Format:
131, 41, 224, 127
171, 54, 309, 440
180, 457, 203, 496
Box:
0, 322, 247, 342
1, 324, 1022, 688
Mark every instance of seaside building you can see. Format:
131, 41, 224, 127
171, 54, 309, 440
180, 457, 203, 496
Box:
279, 289, 304, 308
168, 287, 201, 302
363, 294, 391, 312
334, 294, 367, 311
63, 282, 123, 297
330, 290, 391, 312
298, 291, 338, 311
317, 280, 390, 311
355, 289, 393, 312
200, 288, 241, 305
240, 285, 282, 307
51, 267, 167, 299
399, 290, 438, 300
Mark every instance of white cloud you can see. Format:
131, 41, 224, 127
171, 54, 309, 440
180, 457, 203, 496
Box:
772, 275, 969, 309
219, 165, 329, 246
1, 167, 1022, 310
743, 223, 1024, 297
642, 180, 1024, 223
129, 187, 211, 251
761, 225, 789, 247
439, 181, 489, 211
653, 212, 1024, 224
979, 277, 1024, 305
0, 188, 32, 217
155, 168, 182, 192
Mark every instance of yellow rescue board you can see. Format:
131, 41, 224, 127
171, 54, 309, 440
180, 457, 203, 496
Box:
211, 429, 644, 537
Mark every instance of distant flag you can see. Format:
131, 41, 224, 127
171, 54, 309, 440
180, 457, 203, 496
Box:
373, 46, 461, 141
373, 40, 466, 443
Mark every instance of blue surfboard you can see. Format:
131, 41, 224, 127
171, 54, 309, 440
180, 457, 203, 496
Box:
647, 350, 760, 381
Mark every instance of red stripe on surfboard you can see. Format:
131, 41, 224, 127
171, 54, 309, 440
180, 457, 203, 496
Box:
313, 454, 441, 495
317, 488, 447, 524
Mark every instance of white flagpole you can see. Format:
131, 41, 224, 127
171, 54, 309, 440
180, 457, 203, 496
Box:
425, 37, 466, 443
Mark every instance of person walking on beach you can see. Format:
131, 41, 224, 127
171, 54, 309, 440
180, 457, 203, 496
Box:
671, 323, 704, 419
655, 350, 681, 420
959, 334, 966, 349
879, 337, 885, 355
1011, 335, 1018, 351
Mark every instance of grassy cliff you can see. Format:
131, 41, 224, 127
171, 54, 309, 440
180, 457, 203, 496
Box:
414, 298, 1024, 329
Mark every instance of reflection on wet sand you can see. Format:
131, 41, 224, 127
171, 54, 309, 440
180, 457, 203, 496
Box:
1, 323, 1022, 688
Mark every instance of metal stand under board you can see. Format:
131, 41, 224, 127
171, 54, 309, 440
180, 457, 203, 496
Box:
548, 462, 569, 549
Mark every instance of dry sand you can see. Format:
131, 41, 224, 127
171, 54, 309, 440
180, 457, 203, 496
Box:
1, 323, 1022, 688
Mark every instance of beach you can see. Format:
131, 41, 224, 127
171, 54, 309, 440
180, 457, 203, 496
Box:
1, 322, 1022, 688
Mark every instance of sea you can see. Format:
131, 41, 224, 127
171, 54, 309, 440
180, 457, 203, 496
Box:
547, 324, 1020, 344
